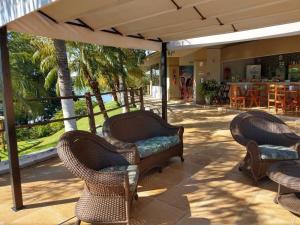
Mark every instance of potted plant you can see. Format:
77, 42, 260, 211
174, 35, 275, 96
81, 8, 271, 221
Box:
198, 79, 219, 105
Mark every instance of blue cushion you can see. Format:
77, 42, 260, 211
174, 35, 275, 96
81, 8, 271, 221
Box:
259, 145, 298, 160
135, 135, 180, 158
100, 165, 139, 192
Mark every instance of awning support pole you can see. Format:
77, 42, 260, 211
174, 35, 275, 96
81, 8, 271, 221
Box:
0, 26, 23, 211
160, 42, 168, 121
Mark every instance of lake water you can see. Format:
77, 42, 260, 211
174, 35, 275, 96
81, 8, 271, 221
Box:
102, 94, 113, 103
75, 88, 113, 103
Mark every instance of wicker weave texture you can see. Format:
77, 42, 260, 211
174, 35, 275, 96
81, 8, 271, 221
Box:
230, 111, 300, 182
57, 130, 138, 224
102, 111, 184, 175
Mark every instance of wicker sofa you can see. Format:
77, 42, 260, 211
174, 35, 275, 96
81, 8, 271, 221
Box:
102, 110, 184, 175
230, 110, 300, 182
57, 130, 139, 225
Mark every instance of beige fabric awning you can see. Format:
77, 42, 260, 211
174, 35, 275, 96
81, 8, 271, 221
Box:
2, 0, 300, 50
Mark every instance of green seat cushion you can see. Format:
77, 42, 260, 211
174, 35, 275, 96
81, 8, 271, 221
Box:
259, 145, 298, 160
100, 165, 139, 192
135, 135, 181, 158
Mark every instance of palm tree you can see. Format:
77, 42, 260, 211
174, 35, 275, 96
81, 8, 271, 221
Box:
53, 39, 77, 131
69, 43, 146, 113
32, 37, 77, 131
69, 42, 108, 119
8, 32, 55, 123
100, 47, 146, 107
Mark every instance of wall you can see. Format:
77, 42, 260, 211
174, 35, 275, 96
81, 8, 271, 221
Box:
222, 58, 255, 81
167, 57, 180, 100
193, 61, 207, 103
151, 86, 161, 99
222, 35, 300, 62
179, 48, 207, 64
206, 49, 221, 81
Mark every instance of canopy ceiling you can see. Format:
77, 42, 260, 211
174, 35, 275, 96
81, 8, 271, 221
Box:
2, 0, 300, 50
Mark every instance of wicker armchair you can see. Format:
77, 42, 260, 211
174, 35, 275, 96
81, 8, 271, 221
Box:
230, 111, 300, 182
57, 130, 139, 225
103, 110, 184, 175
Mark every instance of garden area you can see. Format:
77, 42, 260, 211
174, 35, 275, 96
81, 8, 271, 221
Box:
0, 101, 126, 161
0, 32, 147, 161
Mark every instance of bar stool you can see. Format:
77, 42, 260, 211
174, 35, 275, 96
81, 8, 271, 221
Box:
286, 85, 300, 112
230, 85, 246, 109
257, 83, 268, 107
275, 84, 287, 113
247, 83, 263, 107
268, 84, 276, 110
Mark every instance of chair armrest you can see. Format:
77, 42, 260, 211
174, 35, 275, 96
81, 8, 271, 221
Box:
114, 147, 140, 164
246, 140, 261, 162
103, 136, 135, 149
294, 142, 300, 156
86, 170, 131, 196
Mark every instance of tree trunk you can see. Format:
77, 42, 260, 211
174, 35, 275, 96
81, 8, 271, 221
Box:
108, 81, 120, 106
118, 74, 125, 106
118, 74, 129, 112
88, 78, 108, 120
81, 61, 108, 120
53, 39, 77, 131
113, 74, 122, 105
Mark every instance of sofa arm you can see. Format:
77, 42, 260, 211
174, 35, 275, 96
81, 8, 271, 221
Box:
104, 136, 135, 149
159, 120, 184, 137
178, 126, 184, 141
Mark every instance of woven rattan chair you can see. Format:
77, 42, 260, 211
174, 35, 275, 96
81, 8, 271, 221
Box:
102, 110, 184, 176
57, 130, 139, 225
230, 111, 300, 183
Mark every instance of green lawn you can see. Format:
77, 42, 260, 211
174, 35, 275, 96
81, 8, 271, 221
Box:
0, 101, 128, 160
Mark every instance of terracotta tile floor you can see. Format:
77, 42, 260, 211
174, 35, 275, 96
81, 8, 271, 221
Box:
0, 104, 299, 225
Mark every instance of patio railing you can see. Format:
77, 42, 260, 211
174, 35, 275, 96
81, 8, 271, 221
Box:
0, 86, 145, 140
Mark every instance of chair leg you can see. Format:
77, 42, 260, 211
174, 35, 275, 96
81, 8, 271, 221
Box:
158, 167, 163, 173
180, 156, 184, 162
239, 152, 250, 171
134, 193, 139, 201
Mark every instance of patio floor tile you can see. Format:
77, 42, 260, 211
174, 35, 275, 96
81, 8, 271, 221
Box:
0, 104, 299, 224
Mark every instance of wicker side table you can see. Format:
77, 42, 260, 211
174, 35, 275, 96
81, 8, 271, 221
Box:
267, 160, 300, 224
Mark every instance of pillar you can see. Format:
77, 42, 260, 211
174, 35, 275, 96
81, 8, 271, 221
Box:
0, 26, 23, 210
160, 42, 167, 121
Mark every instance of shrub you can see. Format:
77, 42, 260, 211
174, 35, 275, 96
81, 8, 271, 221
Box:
74, 100, 88, 116
16, 99, 91, 141
49, 111, 64, 134
16, 127, 31, 140
30, 124, 53, 138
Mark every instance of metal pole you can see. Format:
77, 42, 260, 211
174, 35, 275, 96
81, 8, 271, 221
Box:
160, 42, 168, 121
0, 26, 23, 210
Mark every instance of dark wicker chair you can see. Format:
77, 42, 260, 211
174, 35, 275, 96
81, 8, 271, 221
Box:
102, 110, 184, 176
57, 130, 139, 225
230, 110, 300, 182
